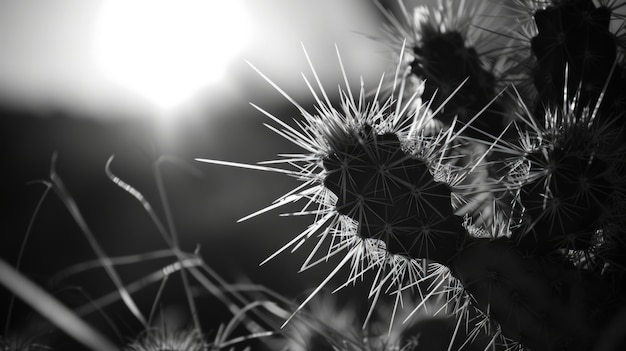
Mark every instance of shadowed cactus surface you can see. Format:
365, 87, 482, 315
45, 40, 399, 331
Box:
530, 0, 626, 118
322, 127, 464, 265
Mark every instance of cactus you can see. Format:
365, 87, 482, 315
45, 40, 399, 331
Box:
321, 127, 464, 265
529, 0, 626, 119
450, 237, 617, 351
379, 0, 511, 140
507, 95, 626, 257
198, 0, 626, 349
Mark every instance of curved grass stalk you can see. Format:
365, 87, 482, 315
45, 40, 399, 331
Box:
50, 153, 148, 327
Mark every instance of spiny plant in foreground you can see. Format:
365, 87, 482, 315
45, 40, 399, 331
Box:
521, 0, 626, 120
500, 0, 626, 288
504, 88, 626, 264
378, 0, 514, 140
198, 0, 626, 349
377, 0, 526, 232
198, 48, 512, 348
199, 58, 623, 350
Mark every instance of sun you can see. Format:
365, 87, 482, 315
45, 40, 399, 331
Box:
92, 0, 251, 113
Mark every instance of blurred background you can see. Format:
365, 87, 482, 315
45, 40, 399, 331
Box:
0, 0, 438, 347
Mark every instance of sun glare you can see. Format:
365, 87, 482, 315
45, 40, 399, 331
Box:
93, 0, 251, 113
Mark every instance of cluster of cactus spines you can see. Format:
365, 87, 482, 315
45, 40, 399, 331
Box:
198, 0, 626, 349
506, 97, 626, 259
198, 45, 485, 328
123, 328, 208, 351
379, 0, 530, 234
500, 0, 626, 288
528, 0, 626, 120
379, 0, 516, 141
321, 126, 464, 265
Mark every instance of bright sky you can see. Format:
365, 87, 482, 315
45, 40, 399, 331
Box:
0, 0, 387, 121
92, 0, 252, 113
